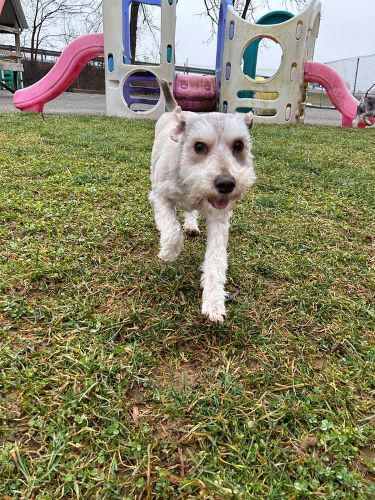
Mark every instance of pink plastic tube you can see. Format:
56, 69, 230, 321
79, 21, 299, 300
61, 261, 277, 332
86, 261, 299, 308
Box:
304, 61, 374, 128
13, 33, 104, 113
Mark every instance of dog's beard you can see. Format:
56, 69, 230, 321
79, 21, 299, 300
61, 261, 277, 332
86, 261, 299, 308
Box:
178, 162, 255, 210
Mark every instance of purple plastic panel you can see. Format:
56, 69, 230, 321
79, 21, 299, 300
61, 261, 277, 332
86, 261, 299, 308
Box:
123, 70, 160, 112
215, 0, 232, 85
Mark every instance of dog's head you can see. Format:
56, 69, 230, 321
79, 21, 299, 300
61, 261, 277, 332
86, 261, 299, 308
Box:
353, 95, 375, 126
169, 108, 256, 209
356, 96, 366, 114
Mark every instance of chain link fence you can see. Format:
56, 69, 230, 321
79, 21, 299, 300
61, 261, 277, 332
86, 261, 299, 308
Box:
326, 54, 375, 96
307, 53, 375, 108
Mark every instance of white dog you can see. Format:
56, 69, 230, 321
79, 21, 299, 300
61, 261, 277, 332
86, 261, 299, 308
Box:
149, 81, 256, 323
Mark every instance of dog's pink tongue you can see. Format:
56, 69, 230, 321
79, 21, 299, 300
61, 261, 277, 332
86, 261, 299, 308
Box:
211, 199, 230, 209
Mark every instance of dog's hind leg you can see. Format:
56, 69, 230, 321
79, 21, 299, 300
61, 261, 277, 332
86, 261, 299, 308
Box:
153, 196, 184, 262
201, 211, 231, 323
183, 210, 200, 237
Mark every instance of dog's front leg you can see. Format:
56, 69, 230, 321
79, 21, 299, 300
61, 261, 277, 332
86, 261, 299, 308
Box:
183, 210, 200, 237
201, 211, 231, 323
153, 196, 184, 262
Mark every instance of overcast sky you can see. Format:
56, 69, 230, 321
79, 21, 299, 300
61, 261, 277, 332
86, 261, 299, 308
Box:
174, 0, 375, 68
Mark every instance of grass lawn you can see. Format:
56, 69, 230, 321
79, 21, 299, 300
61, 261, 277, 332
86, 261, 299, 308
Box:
0, 112, 374, 498
306, 91, 333, 108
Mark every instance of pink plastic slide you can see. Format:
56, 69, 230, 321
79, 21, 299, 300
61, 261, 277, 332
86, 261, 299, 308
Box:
13, 34, 104, 113
304, 61, 373, 128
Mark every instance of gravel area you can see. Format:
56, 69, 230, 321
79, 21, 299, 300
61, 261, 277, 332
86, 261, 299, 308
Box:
1, 90, 342, 126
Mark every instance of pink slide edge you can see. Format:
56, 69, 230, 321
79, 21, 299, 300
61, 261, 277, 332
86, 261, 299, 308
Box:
13, 33, 104, 113
304, 61, 373, 128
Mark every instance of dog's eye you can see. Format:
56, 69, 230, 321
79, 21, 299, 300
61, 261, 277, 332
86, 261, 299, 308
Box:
233, 140, 244, 153
194, 142, 207, 154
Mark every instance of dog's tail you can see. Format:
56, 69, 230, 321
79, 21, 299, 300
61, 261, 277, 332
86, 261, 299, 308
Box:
160, 79, 179, 111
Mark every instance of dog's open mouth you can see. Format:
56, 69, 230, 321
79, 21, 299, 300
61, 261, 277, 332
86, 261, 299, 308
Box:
209, 198, 230, 210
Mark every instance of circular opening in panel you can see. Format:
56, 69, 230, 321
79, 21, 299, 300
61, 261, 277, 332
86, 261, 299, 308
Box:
123, 70, 160, 113
242, 36, 284, 80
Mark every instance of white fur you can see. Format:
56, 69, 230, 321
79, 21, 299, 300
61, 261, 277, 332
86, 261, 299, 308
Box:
149, 107, 256, 323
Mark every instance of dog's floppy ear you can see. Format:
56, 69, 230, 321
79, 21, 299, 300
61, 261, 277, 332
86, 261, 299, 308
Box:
243, 112, 254, 129
170, 107, 186, 142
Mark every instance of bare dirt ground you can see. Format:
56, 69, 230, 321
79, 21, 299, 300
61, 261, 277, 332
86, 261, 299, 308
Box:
0, 90, 342, 125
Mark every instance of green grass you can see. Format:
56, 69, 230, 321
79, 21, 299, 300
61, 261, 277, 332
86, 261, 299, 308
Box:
307, 91, 333, 107
0, 112, 374, 498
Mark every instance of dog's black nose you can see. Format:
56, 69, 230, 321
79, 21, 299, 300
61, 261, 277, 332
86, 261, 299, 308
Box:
214, 175, 236, 194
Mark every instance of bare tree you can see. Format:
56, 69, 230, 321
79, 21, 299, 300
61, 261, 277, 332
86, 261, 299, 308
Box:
21, 0, 159, 65
202, 0, 308, 38
130, 3, 141, 64
130, 4, 161, 64
61, 1, 102, 45
22, 0, 102, 62
83, 1, 102, 34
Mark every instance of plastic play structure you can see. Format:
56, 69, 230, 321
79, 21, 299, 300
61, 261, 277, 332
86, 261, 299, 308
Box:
218, 0, 320, 122
103, 0, 176, 118
0, 0, 28, 92
12, 0, 373, 127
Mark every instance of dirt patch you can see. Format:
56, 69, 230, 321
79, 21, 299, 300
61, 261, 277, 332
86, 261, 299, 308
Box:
101, 291, 132, 316
353, 447, 375, 481
126, 381, 151, 405
94, 284, 143, 316
312, 356, 325, 371
289, 435, 318, 456
153, 362, 200, 391
0, 313, 7, 327
4, 392, 23, 419
151, 416, 188, 442
130, 403, 154, 430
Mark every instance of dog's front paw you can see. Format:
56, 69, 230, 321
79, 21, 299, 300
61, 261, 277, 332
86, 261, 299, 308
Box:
158, 244, 183, 262
184, 226, 200, 238
158, 248, 180, 262
158, 232, 184, 262
202, 301, 226, 323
